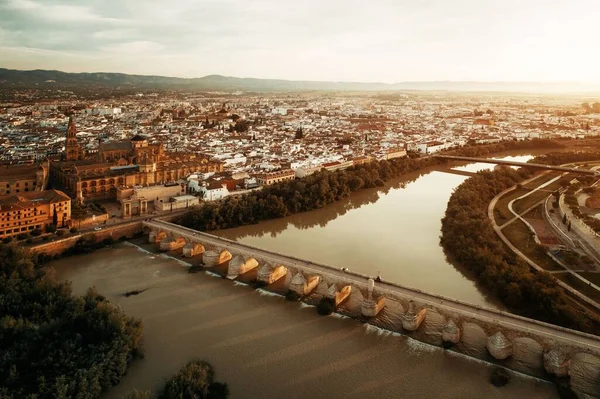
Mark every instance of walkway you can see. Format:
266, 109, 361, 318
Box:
488, 175, 600, 310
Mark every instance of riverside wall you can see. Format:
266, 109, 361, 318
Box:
30, 221, 143, 257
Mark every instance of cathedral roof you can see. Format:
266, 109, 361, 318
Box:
100, 140, 132, 151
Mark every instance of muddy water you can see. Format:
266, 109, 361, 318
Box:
52, 244, 557, 399
213, 154, 536, 309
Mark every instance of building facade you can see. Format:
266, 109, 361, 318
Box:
0, 189, 71, 238
51, 121, 224, 203
256, 169, 296, 186
0, 161, 49, 195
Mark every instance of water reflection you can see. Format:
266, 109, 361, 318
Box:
213, 152, 540, 309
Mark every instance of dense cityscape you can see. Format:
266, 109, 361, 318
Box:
2, 79, 600, 398
2, 0, 600, 396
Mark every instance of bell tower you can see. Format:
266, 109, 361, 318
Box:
65, 117, 81, 161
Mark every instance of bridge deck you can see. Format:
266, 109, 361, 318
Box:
434, 155, 597, 175
145, 219, 600, 353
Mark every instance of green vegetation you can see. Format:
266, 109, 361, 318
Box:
535, 151, 600, 166
0, 243, 144, 398
158, 360, 229, 399
441, 167, 595, 332
179, 139, 563, 231
490, 367, 510, 387
285, 290, 301, 302
502, 221, 562, 272
317, 297, 335, 315
123, 389, 152, 399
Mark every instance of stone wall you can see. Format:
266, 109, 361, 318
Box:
30, 221, 143, 257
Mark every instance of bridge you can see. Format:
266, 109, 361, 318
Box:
434, 155, 599, 176
143, 219, 600, 397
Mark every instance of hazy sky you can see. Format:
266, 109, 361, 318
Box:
1, 0, 598, 82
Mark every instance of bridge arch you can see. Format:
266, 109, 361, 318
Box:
227, 255, 259, 279
459, 322, 488, 359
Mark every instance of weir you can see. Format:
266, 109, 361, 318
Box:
143, 219, 600, 398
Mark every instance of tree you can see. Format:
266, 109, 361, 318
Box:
52, 204, 58, 226
159, 360, 228, 399
0, 244, 144, 398
568, 221, 572, 232
295, 127, 304, 139
562, 214, 567, 224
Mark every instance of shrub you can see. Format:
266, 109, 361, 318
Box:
45, 224, 57, 234
42, 236, 50, 241
17, 233, 29, 240
26, 238, 33, 244
159, 360, 229, 399
30, 228, 43, 237
70, 227, 78, 233
123, 389, 152, 399
285, 290, 300, 302
2, 237, 12, 244
56, 230, 66, 237
490, 367, 510, 387
317, 297, 335, 315
0, 244, 144, 398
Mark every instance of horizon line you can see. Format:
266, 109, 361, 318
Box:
1, 67, 598, 86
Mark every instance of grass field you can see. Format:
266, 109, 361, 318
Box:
501, 220, 563, 272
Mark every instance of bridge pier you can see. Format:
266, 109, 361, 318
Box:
361, 278, 385, 317
183, 242, 205, 257
442, 320, 461, 345
487, 332, 512, 360
203, 248, 232, 267
402, 300, 427, 331
290, 272, 320, 296
159, 236, 185, 251
257, 263, 287, 284
227, 255, 259, 279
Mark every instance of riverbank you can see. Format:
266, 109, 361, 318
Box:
50, 242, 559, 399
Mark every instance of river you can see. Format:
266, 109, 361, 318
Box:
50, 152, 561, 398
212, 154, 537, 309
52, 243, 556, 399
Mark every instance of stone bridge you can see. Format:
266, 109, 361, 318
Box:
435, 155, 600, 176
143, 219, 600, 398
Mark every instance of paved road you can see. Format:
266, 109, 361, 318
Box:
147, 219, 600, 352
488, 175, 600, 311
503, 173, 600, 293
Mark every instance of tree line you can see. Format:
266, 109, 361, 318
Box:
440, 167, 596, 332
125, 360, 229, 399
0, 243, 144, 398
177, 139, 565, 231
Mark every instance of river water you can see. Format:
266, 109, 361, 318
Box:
52, 244, 556, 399
213, 154, 536, 309
50, 152, 559, 398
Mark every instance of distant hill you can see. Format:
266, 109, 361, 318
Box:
0, 68, 598, 93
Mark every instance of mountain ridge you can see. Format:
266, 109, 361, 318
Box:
1, 68, 598, 93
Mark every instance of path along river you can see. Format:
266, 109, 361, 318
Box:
51, 152, 559, 398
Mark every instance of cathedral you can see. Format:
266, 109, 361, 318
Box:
52, 118, 224, 202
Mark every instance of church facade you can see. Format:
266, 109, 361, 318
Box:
51, 118, 224, 202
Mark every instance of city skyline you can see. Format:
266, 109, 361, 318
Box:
1, 0, 599, 84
